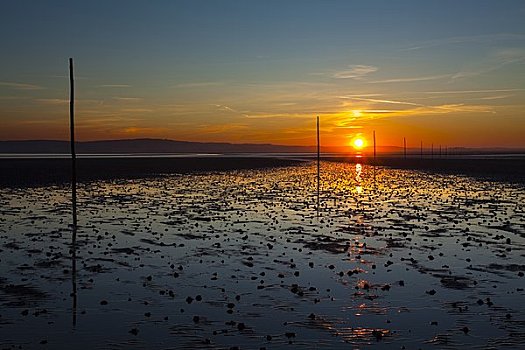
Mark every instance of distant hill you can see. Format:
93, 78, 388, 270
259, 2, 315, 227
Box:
0, 139, 317, 154
1, 139, 523, 155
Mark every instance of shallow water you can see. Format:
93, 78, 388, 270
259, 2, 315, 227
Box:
0, 162, 524, 349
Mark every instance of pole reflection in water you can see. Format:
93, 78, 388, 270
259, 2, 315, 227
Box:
373, 164, 377, 190
71, 225, 77, 327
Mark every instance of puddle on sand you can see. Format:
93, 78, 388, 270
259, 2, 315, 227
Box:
0, 162, 524, 349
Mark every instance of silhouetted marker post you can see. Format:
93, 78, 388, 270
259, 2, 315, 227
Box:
420, 141, 423, 159
373, 130, 376, 163
403, 137, 407, 159
69, 57, 78, 327
431, 143, 434, 159
69, 58, 77, 228
316, 116, 320, 212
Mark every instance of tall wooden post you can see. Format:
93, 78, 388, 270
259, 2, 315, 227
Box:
316, 116, 320, 211
420, 141, 423, 159
403, 137, 406, 159
69, 58, 77, 228
431, 143, 434, 159
69, 58, 78, 326
373, 130, 376, 162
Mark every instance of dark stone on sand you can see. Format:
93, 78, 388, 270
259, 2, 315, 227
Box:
372, 330, 383, 340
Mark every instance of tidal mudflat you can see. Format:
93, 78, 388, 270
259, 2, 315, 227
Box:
1, 162, 524, 349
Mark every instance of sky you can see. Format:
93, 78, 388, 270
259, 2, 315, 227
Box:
1, 0, 525, 148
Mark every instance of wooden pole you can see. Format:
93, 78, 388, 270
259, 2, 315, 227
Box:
420, 140, 423, 159
69, 58, 78, 326
373, 130, 376, 162
431, 143, 434, 159
403, 137, 406, 159
69, 58, 77, 228
316, 116, 320, 211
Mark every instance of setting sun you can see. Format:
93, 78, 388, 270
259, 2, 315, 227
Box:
352, 137, 365, 150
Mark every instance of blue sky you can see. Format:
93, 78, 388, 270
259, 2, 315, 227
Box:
1, 0, 525, 147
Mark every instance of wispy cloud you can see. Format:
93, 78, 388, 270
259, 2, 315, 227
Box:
380, 104, 493, 119
0, 96, 26, 100
332, 65, 378, 79
98, 84, 131, 88
122, 126, 167, 134
450, 48, 525, 81
243, 113, 314, 119
197, 123, 249, 134
343, 94, 383, 98
112, 97, 143, 101
369, 74, 450, 83
403, 33, 525, 51
0, 81, 44, 90
339, 96, 424, 107
174, 82, 223, 88
213, 104, 245, 115
35, 98, 69, 104
120, 108, 153, 113
422, 88, 525, 94
476, 94, 513, 100
432, 104, 495, 113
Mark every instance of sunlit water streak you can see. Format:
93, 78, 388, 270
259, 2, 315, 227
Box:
0, 162, 524, 349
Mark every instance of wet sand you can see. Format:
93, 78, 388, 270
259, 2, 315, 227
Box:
0, 162, 524, 349
0, 157, 304, 187
326, 156, 525, 184
1, 156, 525, 188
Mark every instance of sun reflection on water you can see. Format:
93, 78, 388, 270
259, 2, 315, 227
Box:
355, 163, 363, 194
